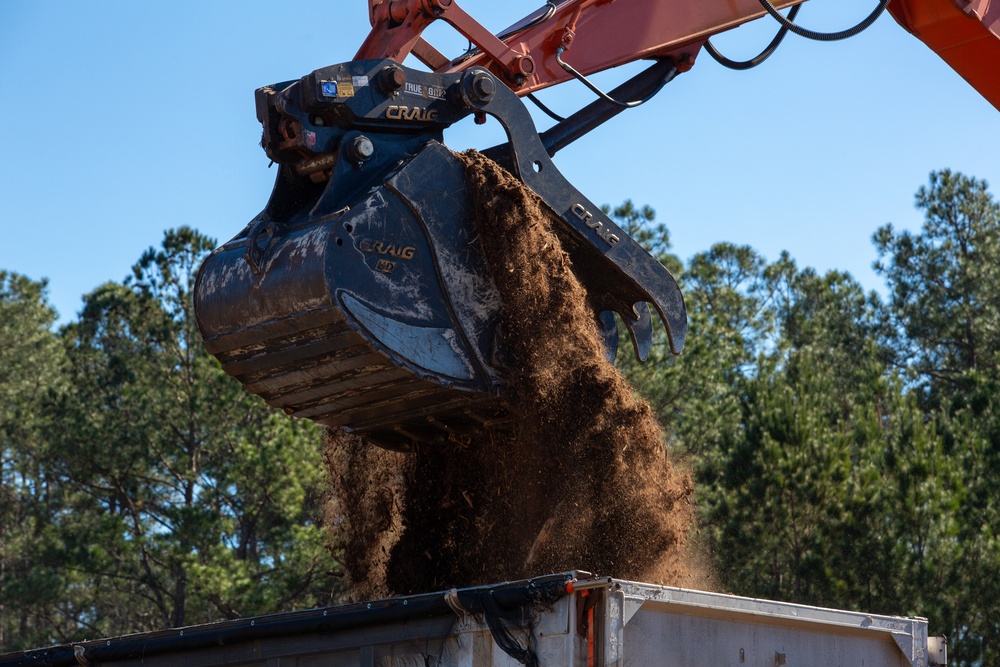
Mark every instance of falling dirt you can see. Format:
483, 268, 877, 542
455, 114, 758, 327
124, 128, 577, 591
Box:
324, 150, 699, 599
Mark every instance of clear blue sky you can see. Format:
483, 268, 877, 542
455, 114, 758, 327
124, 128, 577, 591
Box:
2, 1, 998, 325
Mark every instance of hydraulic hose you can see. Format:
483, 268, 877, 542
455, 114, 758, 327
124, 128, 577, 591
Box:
527, 93, 567, 122
757, 0, 892, 42
705, 3, 802, 70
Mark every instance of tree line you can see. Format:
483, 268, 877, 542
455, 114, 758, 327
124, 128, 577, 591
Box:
614, 169, 1000, 666
0, 230, 338, 647
1, 169, 998, 665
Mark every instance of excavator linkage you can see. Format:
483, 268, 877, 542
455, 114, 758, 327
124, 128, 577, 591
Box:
194, 60, 686, 450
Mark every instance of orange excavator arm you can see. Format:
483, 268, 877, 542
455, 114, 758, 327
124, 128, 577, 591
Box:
889, 0, 1000, 111
358, 0, 1000, 110
356, 0, 805, 92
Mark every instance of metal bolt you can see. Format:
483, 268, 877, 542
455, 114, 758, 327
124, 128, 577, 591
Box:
516, 55, 535, 76
462, 70, 496, 106
380, 65, 407, 93
473, 75, 495, 100
458, 69, 497, 107
348, 135, 375, 163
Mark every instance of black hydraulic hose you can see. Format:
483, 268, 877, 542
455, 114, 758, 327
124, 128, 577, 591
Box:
527, 93, 567, 122
757, 0, 891, 42
704, 3, 801, 70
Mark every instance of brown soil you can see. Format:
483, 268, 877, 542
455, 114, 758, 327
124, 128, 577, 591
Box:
324, 150, 695, 599
323, 432, 410, 601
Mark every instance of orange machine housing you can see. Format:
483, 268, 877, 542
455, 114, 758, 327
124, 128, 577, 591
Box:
889, 0, 1000, 111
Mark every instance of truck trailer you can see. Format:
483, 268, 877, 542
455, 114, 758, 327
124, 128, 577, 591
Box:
0, 572, 947, 667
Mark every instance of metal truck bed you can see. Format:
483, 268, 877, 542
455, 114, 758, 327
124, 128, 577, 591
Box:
1, 572, 946, 667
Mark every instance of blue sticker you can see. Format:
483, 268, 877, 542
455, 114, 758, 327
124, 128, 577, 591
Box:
321, 81, 338, 98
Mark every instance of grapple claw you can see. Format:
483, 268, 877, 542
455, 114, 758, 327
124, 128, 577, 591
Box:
624, 302, 654, 362
598, 310, 620, 362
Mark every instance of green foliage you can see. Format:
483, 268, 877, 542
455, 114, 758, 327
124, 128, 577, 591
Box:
874, 169, 1000, 403
0, 230, 340, 649
0, 273, 67, 649
613, 171, 1000, 666
870, 172, 1000, 664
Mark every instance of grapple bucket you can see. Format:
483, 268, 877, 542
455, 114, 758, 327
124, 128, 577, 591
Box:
194, 59, 686, 450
